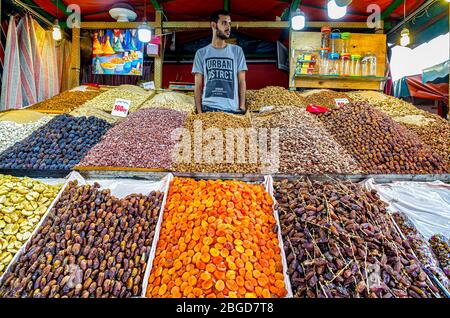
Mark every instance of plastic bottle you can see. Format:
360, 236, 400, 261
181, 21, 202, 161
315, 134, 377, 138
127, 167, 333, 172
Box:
340, 32, 351, 55
330, 32, 341, 55
340, 53, 351, 76
321, 26, 331, 50
328, 52, 340, 75
318, 48, 330, 75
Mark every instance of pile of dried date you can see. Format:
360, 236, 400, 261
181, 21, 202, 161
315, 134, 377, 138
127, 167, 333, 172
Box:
274, 178, 441, 298
0, 180, 163, 298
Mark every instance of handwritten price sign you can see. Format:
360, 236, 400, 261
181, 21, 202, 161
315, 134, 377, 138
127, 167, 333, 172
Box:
111, 98, 131, 117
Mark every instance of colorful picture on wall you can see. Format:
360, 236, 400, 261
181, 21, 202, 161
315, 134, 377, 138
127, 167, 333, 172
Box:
92, 29, 144, 76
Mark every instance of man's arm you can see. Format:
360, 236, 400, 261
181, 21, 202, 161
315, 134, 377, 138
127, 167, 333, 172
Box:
238, 71, 246, 112
194, 73, 203, 114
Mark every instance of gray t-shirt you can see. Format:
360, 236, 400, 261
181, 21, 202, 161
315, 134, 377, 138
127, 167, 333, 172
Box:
192, 44, 247, 111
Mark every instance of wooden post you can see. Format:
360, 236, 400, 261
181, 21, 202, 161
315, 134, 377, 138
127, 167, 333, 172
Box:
70, 27, 81, 88
154, 10, 163, 89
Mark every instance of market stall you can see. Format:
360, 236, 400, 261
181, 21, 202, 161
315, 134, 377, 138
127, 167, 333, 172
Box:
0, 0, 449, 300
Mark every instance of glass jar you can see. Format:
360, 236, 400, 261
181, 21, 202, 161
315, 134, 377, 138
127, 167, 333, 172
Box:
350, 54, 361, 76
340, 53, 351, 76
318, 48, 329, 75
330, 32, 341, 55
328, 52, 340, 76
362, 52, 377, 76
321, 26, 331, 50
340, 32, 351, 55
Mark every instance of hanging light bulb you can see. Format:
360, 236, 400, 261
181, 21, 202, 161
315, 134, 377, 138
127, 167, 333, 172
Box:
137, 1, 151, 43
327, 0, 348, 20
399, 1, 410, 46
400, 28, 410, 46
138, 22, 152, 43
52, 20, 62, 41
291, 9, 306, 31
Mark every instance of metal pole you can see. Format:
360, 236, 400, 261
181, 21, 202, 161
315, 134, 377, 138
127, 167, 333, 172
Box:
387, 0, 438, 35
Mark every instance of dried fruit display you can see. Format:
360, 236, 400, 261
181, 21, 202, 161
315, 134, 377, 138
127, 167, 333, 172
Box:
172, 112, 260, 173
141, 92, 195, 113
318, 102, 448, 174
429, 235, 450, 279
246, 86, 305, 111
0, 174, 61, 276
28, 91, 100, 113
0, 115, 112, 171
0, 180, 163, 298
79, 109, 187, 169
300, 89, 352, 110
252, 106, 362, 174
146, 178, 288, 298
275, 178, 440, 298
0, 117, 52, 154
392, 212, 450, 291
348, 92, 450, 167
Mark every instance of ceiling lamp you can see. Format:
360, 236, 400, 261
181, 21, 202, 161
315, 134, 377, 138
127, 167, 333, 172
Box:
327, 0, 348, 20
109, 2, 137, 22
400, 28, 410, 46
291, 9, 306, 30
52, 20, 62, 41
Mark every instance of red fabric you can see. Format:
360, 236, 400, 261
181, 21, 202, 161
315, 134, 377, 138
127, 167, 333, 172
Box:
163, 63, 288, 89
30, 0, 426, 22
406, 75, 449, 104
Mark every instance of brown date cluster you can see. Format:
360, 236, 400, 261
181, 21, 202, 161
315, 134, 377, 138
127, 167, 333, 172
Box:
275, 178, 440, 298
318, 102, 448, 174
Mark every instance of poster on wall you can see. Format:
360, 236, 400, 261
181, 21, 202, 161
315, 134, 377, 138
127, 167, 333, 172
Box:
92, 29, 144, 76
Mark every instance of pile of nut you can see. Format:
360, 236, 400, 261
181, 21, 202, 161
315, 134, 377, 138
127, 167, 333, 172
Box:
252, 107, 362, 174
429, 234, 450, 279
300, 89, 352, 110
79, 109, 188, 169
246, 86, 305, 111
28, 91, 100, 113
0, 117, 52, 154
0, 180, 163, 298
274, 178, 440, 298
0, 174, 61, 276
141, 92, 195, 113
392, 212, 450, 291
172, 112, 261, 173
0, 115, 112, 171
318, 102, 448, 174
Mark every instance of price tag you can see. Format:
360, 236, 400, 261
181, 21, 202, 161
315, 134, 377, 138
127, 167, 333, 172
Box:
335, 98, 350, 108
141, 81, 155, 90
111, 98, 131, 117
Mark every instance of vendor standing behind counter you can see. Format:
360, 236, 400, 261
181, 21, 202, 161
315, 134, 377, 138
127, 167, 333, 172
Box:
192, 10, 248, 114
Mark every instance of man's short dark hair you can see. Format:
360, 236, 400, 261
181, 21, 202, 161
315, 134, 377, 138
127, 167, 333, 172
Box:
210, 10, 230, 23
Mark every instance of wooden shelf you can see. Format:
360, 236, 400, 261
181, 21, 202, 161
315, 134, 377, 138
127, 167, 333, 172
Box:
294, 75, 388, 81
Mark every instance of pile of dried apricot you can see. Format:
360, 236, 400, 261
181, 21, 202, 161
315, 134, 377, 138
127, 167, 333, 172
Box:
145, 178, 288, 298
